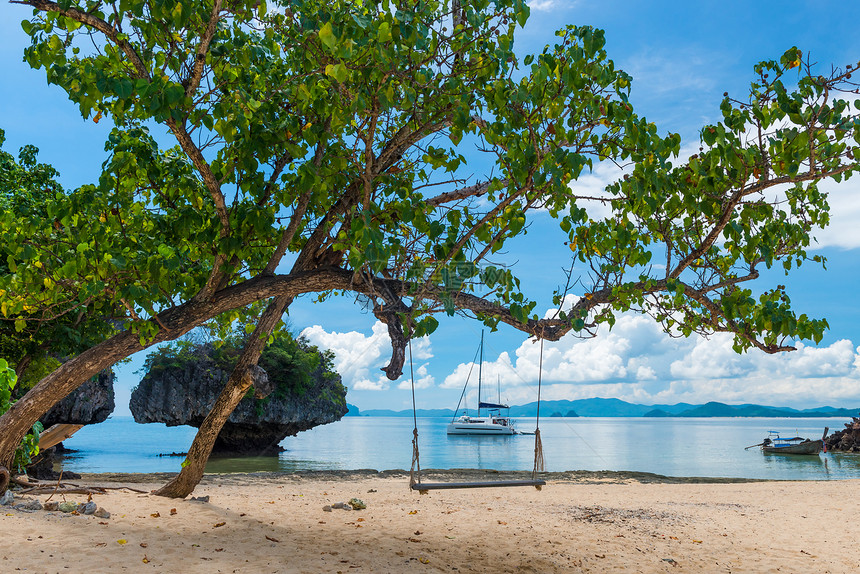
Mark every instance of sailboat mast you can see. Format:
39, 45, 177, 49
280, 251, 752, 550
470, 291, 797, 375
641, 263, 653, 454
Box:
477, 330, 483, 416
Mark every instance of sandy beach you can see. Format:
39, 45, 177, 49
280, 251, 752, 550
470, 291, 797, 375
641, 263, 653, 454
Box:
1, 470, 858, 573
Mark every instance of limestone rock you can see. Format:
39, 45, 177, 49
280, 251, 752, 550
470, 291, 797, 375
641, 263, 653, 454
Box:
41, 371, 115, 427
130, 341, 348, 455
27, 370, 115, 481
248, 365, 275, 399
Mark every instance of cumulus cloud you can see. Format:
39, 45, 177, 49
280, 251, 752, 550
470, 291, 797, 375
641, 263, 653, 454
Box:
301, 322, 433, 392
441, 309, 860, 409
397, 363, 435, 390
301, 310, 860, 409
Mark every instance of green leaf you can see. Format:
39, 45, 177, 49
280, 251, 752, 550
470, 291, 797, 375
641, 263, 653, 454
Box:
116, 79, 133, 99
515, 4, 531, 27
47, 34, 63, 52
325, 63, 349, 83
377, 22, 391, 43
319, 22, 337, 50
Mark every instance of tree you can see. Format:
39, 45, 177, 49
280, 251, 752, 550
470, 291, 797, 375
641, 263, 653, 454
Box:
1, 0, 858, 494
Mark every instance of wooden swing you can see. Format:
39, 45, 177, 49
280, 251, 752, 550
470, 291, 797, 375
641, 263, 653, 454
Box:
408, 337, 547, 494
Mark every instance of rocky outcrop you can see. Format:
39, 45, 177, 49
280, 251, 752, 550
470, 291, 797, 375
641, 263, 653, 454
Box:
24, 371, 114, 480
824, 415, 860, 452
40, 370, 115, 427
129, 344, 347, 455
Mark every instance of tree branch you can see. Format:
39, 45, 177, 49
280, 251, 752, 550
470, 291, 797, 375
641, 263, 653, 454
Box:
425, 178, 508, 206
184, 0, 223, 97
13, 0, 151, 80
670, 163, 855, 280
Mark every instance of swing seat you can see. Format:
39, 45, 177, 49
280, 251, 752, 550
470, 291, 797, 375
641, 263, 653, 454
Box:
411, 478, 546, 494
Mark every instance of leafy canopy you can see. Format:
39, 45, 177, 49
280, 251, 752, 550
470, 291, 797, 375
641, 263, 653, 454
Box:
2, 0, 858, 381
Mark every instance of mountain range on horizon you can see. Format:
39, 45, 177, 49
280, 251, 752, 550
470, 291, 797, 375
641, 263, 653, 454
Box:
345, 398, 860, 419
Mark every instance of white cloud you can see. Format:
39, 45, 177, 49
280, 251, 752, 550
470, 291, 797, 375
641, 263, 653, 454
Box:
301, 311, 860, 409
633, 364, 657, 381
301, 322, 433, 392
441, 350, 517, 390
625, 49, 719, 98
441, 306, 860, 409
441, 314, 683, 405
397, 363, 435, 390
527, 0, 569, 11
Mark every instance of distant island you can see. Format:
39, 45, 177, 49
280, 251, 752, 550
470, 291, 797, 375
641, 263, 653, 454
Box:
345, 398, 860, 419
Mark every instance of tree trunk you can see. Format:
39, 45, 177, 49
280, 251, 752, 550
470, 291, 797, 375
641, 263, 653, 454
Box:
14, 354, 32, 382
38, 424, 85, 451
0, 298, 213, 492
153, 295, 291, 498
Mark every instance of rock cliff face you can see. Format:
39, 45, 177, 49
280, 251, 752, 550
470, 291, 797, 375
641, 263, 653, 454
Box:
40, 370, 115, 427
129, 345, 348, 455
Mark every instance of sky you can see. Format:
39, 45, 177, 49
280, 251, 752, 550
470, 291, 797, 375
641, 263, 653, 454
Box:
1, 1, 860, 415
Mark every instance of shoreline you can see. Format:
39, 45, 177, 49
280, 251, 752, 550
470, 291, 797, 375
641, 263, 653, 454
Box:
1, 473, 858, 572
79, 468, 776, 485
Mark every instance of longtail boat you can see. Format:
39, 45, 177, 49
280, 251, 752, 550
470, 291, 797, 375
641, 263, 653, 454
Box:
758, 429, 827, 455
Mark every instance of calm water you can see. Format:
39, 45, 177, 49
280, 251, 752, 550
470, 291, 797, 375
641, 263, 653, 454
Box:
56, 416, 860, 480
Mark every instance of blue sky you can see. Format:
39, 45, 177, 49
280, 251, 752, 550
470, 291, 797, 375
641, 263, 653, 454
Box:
2, 1, 859, 414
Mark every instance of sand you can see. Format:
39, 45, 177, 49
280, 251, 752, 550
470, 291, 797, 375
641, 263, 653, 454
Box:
0, 470, 857, 573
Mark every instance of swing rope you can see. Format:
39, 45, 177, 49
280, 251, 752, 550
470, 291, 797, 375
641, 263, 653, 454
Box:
532, 337, 545, 478
408, 337, 421, 491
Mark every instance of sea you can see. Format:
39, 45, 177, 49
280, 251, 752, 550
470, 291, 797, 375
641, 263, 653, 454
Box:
53, 416, 860, 481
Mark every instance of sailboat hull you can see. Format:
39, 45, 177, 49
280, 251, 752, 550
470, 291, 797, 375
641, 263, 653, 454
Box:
446, 417, 516, 435
447, 332, 517, 436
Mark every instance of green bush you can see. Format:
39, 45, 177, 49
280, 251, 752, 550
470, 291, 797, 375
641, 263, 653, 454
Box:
143, 331, 346, 405
140, 339, 205, 374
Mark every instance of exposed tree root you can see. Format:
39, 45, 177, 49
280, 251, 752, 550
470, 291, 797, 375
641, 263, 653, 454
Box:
10, 475, 40, 488
18, 486, 148, 495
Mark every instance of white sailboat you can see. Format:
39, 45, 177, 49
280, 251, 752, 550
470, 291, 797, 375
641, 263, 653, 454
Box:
446, 332, 517, 435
